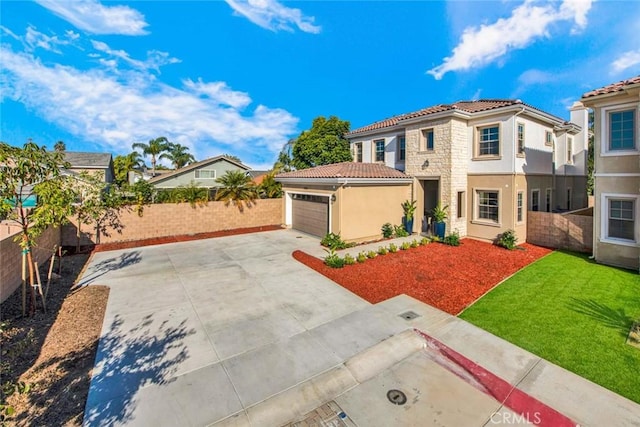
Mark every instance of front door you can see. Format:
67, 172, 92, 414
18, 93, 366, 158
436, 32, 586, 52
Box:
422, 179, 439, 231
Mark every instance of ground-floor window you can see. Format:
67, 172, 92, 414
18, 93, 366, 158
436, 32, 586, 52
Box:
566, 188, 572, 211
517, 191, 524, 223
545, 188, 552, 212
457, 191, 466, 218
607, 198, 635, 241
476, 190, 499, 223
531, 189, 540, 212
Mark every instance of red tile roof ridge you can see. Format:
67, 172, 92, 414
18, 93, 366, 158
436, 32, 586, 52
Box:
582, 75, 640, 98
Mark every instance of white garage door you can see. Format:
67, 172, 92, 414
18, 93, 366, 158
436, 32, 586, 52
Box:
291, 194, 329, 237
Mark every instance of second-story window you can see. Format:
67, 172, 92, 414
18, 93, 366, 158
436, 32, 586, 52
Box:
545, 130, 553, 147
517, 123, 525, 155
422, 129, 434, 151
195, 169, 216, 179
609, 110, 635, 150
374, 139, 385, 162
567, 137, 573, 164
397, 135, 406, 161
478, 125, 499, 156
354, 143, 363, 162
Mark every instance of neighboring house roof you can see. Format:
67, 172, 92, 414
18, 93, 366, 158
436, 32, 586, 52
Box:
148, 155, 250, 185
348, 99, 568, 136
581, 75, 640, 99
63, 151, 112, 169
276, 162, 413, 185
247, 170, 270, 178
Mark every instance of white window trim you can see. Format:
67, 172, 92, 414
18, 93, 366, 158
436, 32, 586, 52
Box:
373, 138, 385, 162
397, 135, 406, 162
600, 103, 639, 157
545, 130, 553, 147
474, 123, 501, 159
516, 190, 525, 224
517, 122, 525, 156
195, 169, 216, 179
472, 188, 501, 226
600, 193, 639, 247
531, 188, 540, 212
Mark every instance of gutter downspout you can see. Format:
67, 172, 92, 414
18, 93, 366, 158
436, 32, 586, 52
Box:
513, 107, 526, 228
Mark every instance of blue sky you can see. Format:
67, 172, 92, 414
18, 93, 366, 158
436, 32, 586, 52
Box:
1, 0, 639, 169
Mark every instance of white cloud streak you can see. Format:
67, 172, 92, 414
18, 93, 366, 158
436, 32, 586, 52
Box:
428, 0, 594, 80
225, 0, 321, 33
35, 0, 149, 35
0, 47, 298, 163
611, 50, 640, 74
91, 40, 181, 73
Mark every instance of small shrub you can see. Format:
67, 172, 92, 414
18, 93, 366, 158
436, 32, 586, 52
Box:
420, 237, 430, 246
410, 239, 419, 248
400, 241, 411, 250
323, 248, 345, 268
321, 232, 353, 250
394, 225, 409, 238
443, 231, 461, 246
430, 235, 441, 243
366, 250, 378, 259
343, 253, 356, 265
381, 223, 394, 239
388, 243, 398, 253
497, 229, 518, 250
356, 252, 367, 263
377, 246, 388, 255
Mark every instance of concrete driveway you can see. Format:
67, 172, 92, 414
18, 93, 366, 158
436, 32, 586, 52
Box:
81, 230, 640, 426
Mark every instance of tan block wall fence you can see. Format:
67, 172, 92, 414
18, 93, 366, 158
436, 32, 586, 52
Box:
1, 225, 61, 303
61, 198, 283, 246
526, 210, 593, 253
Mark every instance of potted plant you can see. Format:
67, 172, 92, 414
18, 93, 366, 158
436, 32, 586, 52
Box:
432, 203, 448, 239
401, 199, 417, 234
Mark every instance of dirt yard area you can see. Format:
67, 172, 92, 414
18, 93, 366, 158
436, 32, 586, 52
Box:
1, 253, 108, 426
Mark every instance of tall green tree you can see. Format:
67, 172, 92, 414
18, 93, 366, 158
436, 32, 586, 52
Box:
222, 154, 243, 164
215, 170, 258, 211
587, 111, 594, 196
132, 136, 171, 177
291, 116, 352, 169
273, 139, 295, 172
0, 141, 75, 315
113, 151, 145, 187
163, 143, 196, 169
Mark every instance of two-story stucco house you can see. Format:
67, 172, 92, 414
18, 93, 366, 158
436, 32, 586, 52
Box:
346, 99, 589, 242
581, 76, 640, 271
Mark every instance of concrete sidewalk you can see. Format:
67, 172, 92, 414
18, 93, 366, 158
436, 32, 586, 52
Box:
81, 230, 640, 426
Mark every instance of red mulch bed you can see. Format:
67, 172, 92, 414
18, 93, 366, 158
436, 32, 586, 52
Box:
293, 239, 551, 315
92, 224, 283, 252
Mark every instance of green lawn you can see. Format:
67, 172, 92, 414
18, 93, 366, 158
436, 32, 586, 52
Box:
459, 251, 640, 403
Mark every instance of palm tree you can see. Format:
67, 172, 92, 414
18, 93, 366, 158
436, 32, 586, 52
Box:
162, 143, 195, 169
258, 172, 283, 198
113, 151, 146, 187
215, 170, 258, 211
54, 140, 66, 151
132, 136, 171, 177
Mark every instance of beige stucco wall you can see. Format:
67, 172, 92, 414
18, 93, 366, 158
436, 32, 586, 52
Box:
466, 174, 521, 242
593, 176, 639, 271
61, 199, 283, 246
1, 225, 60, 303
337, 184, 412, 242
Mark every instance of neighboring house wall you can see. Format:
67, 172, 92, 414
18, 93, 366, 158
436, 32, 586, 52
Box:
527, 210, 593, 253
582, 84, 639, 271
152, 160, 247, 189
0, 225, 60, 303
61, 199, 283, 245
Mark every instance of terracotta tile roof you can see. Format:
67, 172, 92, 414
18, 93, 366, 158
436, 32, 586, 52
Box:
581, 75, 640, 99
348, 99, 556, 135
276, 162, 409, 179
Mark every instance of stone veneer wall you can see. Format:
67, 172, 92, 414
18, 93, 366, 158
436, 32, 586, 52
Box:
61, 198, 283, 246
526, 210, 592, 253
0, 225, 61, 303
404, 118, 468, 236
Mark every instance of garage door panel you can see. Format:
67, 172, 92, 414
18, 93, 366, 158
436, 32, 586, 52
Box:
292, 195, 329, 237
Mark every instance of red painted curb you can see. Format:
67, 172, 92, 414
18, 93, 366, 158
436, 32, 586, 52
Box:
414, 329, 577, 427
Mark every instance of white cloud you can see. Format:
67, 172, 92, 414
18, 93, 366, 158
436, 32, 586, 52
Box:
25, 26, 76, 53
428, 0, 594, 80
35, 0, 149, 35
90, 40, 180, 73
518, 69, 556, 86
611, 49, 640, 74
0, 47, 298, 162
225, 0, 321, 33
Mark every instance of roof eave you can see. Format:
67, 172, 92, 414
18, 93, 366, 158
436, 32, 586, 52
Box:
276, 177, 413, 185
346, 123, 404, 140
581, 82, 640, 104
